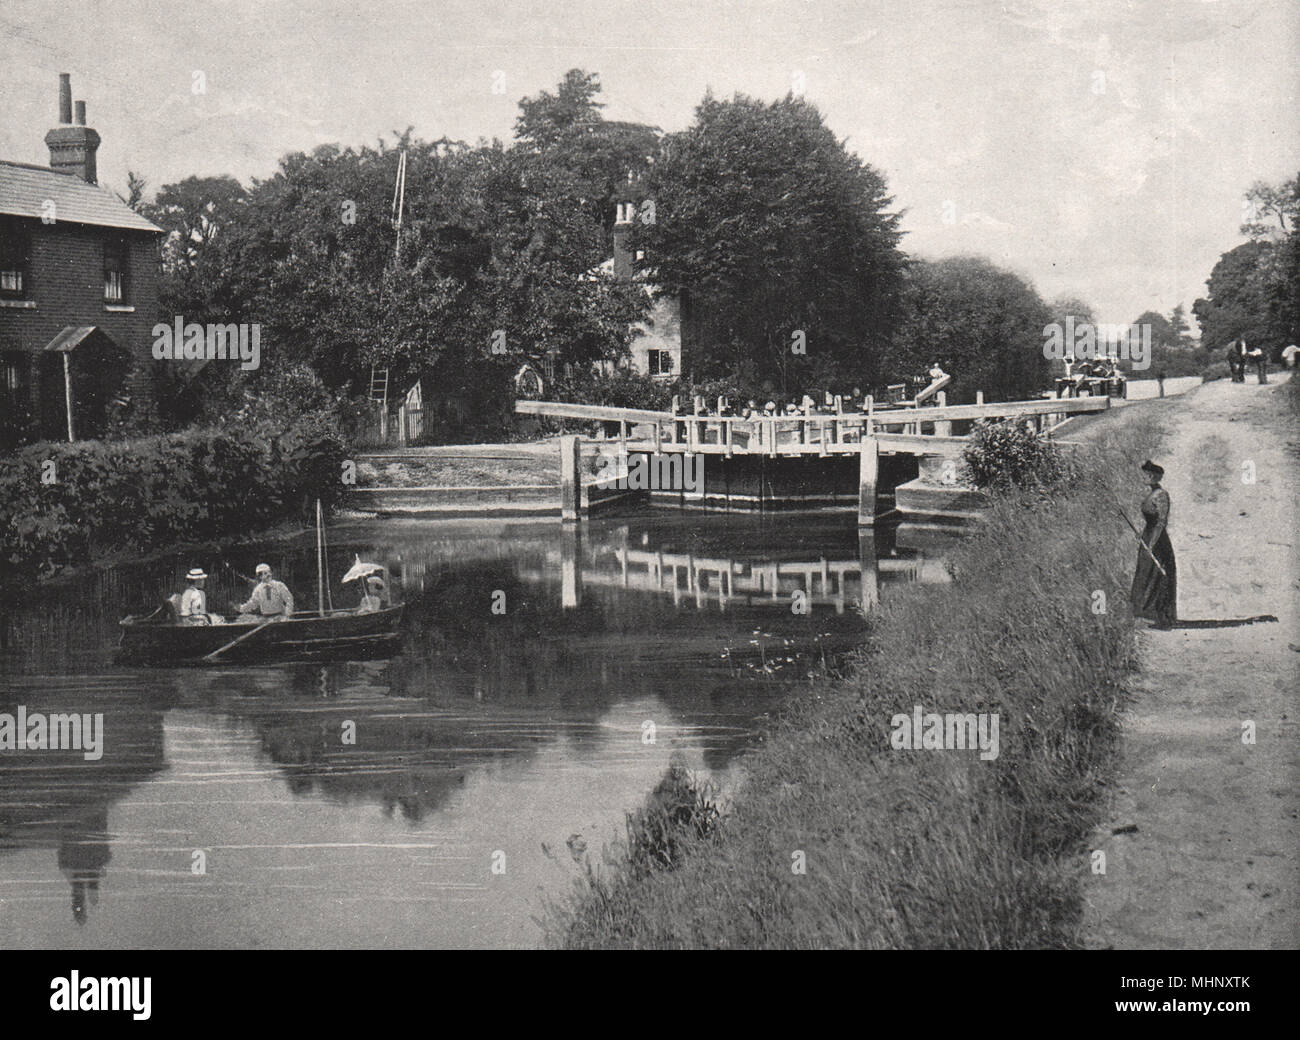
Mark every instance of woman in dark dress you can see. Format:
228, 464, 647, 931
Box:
1130, 460, 1177, 627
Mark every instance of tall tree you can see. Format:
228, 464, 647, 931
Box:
514, 69, 605, 150
889, 257, 1052, 403
636, 92, 905, 391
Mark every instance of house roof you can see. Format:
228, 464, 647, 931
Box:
0, 160, 162, 233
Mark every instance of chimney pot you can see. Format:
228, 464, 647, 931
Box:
58, 73, 73, 124
75, 100, 87, 126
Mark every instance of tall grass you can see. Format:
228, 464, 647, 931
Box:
546, 410, 1166, 949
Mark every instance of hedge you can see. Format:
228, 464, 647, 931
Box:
0, 421, 346, 579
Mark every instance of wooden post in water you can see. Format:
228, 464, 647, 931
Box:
560, 434, 580, 522
935, 391, 952, 437
560, 521, 581, 609
858, 437, 879, 526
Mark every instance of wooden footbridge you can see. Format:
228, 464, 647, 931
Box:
516, 391, 1109, 524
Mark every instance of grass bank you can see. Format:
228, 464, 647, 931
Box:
546, 405, 1168, 949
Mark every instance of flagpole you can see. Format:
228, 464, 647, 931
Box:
316, 498, 325, 618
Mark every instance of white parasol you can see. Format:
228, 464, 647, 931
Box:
341, 554, 385, 584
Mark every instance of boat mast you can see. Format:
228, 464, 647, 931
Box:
316, 498, 325, 618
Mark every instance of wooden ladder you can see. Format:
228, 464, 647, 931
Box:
369, 365, 389, 440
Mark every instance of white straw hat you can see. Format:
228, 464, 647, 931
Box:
186, 568, 207, 581
255, 563, 272, 575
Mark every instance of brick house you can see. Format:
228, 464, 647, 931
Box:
0, 74, 163, 447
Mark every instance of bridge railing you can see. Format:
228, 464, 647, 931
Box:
518, 393, 1109, 457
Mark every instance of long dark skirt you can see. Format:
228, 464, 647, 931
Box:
1130, 527, 1177, 624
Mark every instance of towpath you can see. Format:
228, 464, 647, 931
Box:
1085, 374, 1298, 949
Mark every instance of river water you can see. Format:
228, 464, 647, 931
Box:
0, 512, 950, 948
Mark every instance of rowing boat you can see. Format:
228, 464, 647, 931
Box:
118, 605, 405, 664
118, 499, 404, 665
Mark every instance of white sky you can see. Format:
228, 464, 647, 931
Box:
2, 0, 1296, 327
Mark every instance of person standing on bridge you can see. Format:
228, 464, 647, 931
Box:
1130, 460, 1177, 629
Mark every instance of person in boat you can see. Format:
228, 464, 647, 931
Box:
1130, 460, 1177, 629
235, 563, 295, 621
357, 576, 385, 613
180, 568, 215, 625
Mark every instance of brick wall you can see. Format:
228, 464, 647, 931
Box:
0, 216, 161, 437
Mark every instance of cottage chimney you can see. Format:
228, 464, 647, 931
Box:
45, 74, 101, 184
59, 74, 73, 124
612, 199, 634, 282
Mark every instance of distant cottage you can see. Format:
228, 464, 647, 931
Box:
0, 74, 163, 446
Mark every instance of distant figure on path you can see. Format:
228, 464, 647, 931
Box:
1227, 338, 1247, 382
1130, 460, 1177, 628
1283, 344, 1298, 369
236, 563, 295, 620
1248, 342, 1268, 384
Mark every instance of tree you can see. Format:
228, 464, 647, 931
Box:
888, 256, 1052, 403
1240, 176, 1296, 240
1195, 176, 1299, 358
1168, 303, 1195, 348
637, 92, 905, 391
119, 170, 148, 213
515, 69, 605, 150
1193, 240, 1288, 353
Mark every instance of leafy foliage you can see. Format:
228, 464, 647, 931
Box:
635, 92, 905, 391
963, 419, 1069, 491
888, 257, 1052, 403
0, 421, 345, 579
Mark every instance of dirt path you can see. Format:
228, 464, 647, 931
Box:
1085, 374, 1299, 949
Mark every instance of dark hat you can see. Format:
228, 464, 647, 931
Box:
1140, 460, 1164, 478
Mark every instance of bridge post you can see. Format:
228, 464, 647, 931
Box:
935, 391, 952, 437
560, 434, 580, 522
858, 436, 879, 526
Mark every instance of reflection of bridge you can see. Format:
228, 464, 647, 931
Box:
446, 524, 954, 613
574, 544, 947, 613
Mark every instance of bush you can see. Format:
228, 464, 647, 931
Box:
962, 419, 1071, 491
0, 420, 346, 579
1201, 360, 1231, 383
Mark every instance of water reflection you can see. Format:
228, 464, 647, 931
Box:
0, 513, 956, 947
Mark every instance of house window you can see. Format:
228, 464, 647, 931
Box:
646, 349, 675, 377
104, 238, 128, 303
3, 355, 25, 392
0, 223, 30, 298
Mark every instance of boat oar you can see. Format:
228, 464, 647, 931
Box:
202, 620, 273, 662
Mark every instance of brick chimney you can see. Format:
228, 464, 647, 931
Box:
612, 200, 634, 282
44, 74, 101, 184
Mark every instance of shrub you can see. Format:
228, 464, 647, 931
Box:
962, 419, 1070, 490
0, 421, 345, 579
1201, 360, 1231, 383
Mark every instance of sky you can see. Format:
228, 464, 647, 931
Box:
2, 0, 1296, 328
